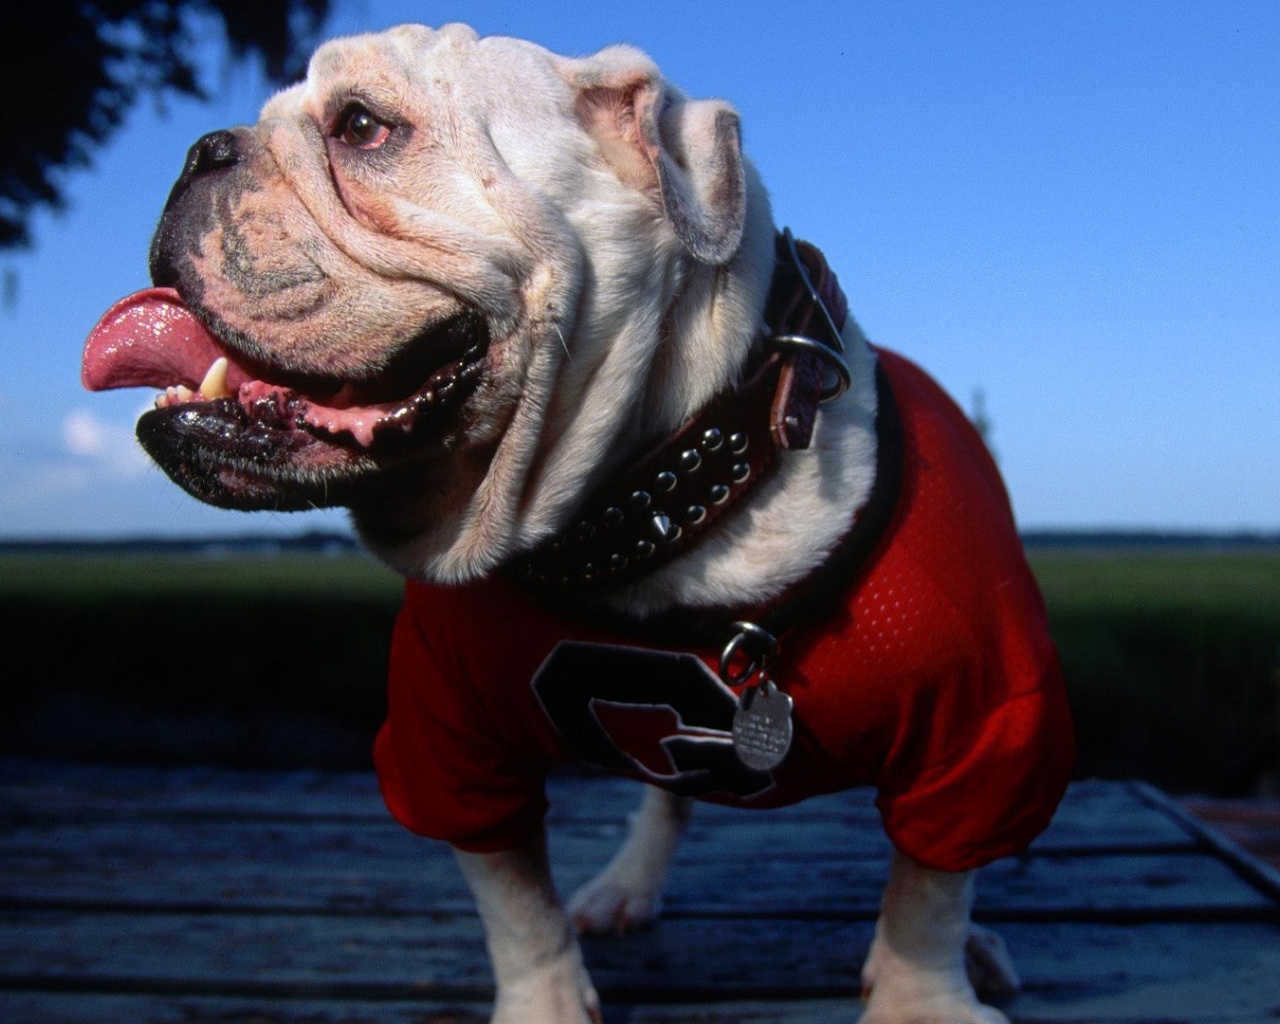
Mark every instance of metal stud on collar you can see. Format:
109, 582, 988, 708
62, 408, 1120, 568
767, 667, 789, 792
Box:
542, 423, 756, 581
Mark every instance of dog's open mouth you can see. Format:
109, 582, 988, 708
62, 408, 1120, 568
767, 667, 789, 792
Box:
81, 287, 489, 509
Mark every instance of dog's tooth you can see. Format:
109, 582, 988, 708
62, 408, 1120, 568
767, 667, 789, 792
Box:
198, 357, 231, 400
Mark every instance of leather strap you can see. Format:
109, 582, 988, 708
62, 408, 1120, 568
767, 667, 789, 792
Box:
767, 236, 849, 450
507, 234, 849, 591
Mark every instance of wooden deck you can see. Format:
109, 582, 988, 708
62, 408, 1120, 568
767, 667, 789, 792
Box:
3, 759, 1279, 1023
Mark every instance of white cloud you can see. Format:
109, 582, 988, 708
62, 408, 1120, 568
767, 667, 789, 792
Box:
0, 404, 151, 525
63, 409, 111, 456
61, 408, 150, 477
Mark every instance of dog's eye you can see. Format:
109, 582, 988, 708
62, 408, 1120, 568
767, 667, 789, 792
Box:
333, 104, 392, 150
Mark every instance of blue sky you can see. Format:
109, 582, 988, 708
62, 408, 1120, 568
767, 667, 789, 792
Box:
2, 1, 1277, 538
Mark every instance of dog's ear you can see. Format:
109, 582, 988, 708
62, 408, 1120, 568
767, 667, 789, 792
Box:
561, 47, 747, 265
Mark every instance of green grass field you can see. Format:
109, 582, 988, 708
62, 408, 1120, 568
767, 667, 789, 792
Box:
2, 548, 1277, 792
1028, 550, 1280, 793
0, 551, 404, 601
1030, 549, 1280, 621
7, 548, 1274, 611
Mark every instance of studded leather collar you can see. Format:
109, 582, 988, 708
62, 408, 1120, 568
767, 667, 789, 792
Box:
506, 232, 851, 593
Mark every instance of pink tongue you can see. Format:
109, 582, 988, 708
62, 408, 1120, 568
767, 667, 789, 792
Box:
82, 287, 230, 392
80, 287, 450, 449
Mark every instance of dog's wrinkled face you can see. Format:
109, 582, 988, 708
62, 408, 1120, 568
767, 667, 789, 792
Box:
83, 23, 772, 580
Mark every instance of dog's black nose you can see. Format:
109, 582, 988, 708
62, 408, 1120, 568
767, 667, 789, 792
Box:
182, 130, 241, 178
160, 129, 243, 215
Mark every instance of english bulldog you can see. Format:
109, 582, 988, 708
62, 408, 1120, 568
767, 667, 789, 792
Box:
82, 23, 1073, 1024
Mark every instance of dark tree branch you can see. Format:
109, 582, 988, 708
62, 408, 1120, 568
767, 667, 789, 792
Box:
1, 0, 330, 249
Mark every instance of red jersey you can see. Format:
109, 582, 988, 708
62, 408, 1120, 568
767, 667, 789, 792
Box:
374, 349, 1074, 873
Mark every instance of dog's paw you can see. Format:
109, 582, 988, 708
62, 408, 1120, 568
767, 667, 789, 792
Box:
861, 933, 1012, 1024
964, 924, 1020, 999
860, 1007, 1009, 1024
490, 954, 601, 1024
567, 869, 664, 936
859, 988, 1010, 1024
569, 790, 687, 937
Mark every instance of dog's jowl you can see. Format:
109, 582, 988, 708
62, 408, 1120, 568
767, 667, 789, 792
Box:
82, 23, 1073, 1024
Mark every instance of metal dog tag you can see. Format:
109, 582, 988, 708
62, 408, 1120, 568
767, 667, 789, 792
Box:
732, 677, 794, 771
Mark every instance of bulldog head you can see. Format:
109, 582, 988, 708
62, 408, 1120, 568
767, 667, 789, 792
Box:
82, 23, 775, 581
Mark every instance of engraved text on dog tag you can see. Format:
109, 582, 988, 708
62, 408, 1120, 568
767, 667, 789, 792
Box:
732, 677, 793, 771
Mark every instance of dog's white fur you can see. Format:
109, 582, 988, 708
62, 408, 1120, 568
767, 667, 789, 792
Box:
241, 24, 1020, 1023
253, 24, 885, 607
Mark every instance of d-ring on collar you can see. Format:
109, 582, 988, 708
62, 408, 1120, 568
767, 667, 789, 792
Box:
767, 228, 851, 403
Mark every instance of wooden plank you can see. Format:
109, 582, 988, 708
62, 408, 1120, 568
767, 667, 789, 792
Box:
2, 914, 1278, 1007
1187, 798, 1280, 872
1, 766, 1265, 922
0, 762, 1195, 853
0, 802, 1192, 891
1, 770, 1198, 887
658, 851, 1275, 920
0, 759, 396, 823
7, 990, 1280, 1024
1134, 781, 1280, 904
0, 761, 704, 823
1024, 779, 1195, 853
4, 760, 1280, 1024
0, 994, 489, 1024
0, 993, 836, 1024
1, 808, 1262, 919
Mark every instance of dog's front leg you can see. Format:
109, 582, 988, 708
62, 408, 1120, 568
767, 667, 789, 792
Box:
860, 851, 1013, 1024
568, 785, 692, 935
455, 828, 601, 1024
